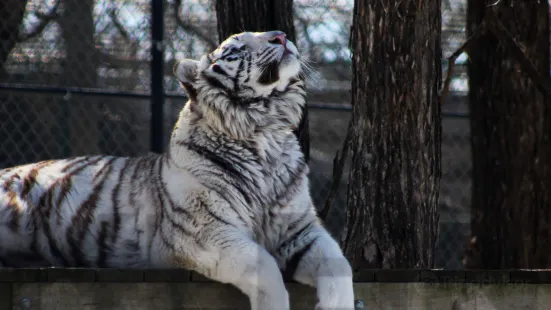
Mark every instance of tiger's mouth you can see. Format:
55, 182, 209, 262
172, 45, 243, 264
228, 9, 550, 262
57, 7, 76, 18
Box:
257, 61, 280, 85
257, 51, 298, 86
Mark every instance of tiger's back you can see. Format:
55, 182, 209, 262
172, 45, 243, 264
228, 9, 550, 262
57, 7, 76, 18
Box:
0, 154, 162, 268
0, 30, 356, 309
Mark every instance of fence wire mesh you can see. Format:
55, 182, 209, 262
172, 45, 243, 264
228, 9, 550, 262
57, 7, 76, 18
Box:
0, 0, 470, 269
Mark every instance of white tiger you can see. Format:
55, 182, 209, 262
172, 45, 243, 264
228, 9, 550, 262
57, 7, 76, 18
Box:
0, 31, 355, 310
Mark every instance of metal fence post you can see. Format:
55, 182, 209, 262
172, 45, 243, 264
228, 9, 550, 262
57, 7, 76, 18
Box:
151, 0, 164, 153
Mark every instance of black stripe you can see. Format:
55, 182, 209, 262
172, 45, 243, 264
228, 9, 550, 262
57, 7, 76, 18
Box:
204, 203, 236, 228
29, 201, 40, 257
212, 64, 229, 76
111, 159, 133, 245
217, 238, 237, 251
287, 210, 309, 232
67, 157, 117, 266
256, 48, 272, 62
203, 73, 232, 93
282, 227, 319, 281
131, 157, 156, 237
158, 210, 175, 251
258, 48, 277, 65
60, 156, 92, 173
282, 240, 317, 280
220, 47, 236, 59
233, 60, 245, 91
40, 190, 72, 266
224, 55, 239, 62
148, 157, 164, 261
157, 156, 190, 219
168, 216, 195, 238
156, 158, 195, 238
6, 191, 20, 232
96, 221, 110, 267
235, 96, 266, 106
199, 182, 248, 226
280, 221, 314, 252
54, 176, 73, 224
273, 159, 308, 207
128, 157, 147, 207
93, 156, 115, 182
64, 156, 104, 175
3, 173, 20, 191
52, 156, 105, 227
180, 140, 254, 205
20, 160, 56, 198
158, 195, 195, 237
244, 55, 252, 82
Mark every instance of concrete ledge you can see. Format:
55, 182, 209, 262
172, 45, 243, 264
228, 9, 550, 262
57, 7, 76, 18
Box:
0, 269, 550, 309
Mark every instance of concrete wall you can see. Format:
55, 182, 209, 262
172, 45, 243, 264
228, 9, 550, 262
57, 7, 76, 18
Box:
1, 269, 550, 310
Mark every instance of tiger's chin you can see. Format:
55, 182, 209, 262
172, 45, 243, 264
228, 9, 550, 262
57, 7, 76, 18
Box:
274, 56, 301, 92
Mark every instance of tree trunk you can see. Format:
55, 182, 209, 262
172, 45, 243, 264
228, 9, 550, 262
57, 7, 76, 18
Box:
214, 0, 309, 161
465, 1, 551, 269
0, 0, 28, 167
60, 0, 98, 88
341, 0, 441, 269
0, 0, 27, 79
59, 0, 101, 156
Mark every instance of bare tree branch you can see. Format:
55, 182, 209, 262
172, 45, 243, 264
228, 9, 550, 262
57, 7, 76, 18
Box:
294, 3, 352, 19
440, 23, 485, 105
107, 7, 133, 42
293, 8, 315, 53
174, 0, 217, 51
18, 0, 60, 42
485, 8, 551, 97
441, 5, 551, 105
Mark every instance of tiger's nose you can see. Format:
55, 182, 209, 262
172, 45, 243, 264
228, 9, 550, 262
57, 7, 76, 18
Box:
268, 32, 287, 47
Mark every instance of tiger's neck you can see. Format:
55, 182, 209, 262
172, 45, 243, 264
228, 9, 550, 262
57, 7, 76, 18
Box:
168, 101, 301, 166
165, 89, 307, 209
169, 77, 306, 163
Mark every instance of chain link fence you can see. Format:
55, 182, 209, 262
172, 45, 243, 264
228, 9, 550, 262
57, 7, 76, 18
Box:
0, 0, 470, 269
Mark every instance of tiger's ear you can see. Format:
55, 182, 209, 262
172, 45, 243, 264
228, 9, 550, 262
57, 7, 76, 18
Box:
174, 59, 199, 101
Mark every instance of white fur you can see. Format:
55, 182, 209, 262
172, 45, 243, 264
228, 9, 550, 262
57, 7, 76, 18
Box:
0, 31, 355, 309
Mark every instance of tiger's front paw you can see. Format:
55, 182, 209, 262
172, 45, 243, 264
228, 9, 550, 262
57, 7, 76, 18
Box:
315, 276, 355, 310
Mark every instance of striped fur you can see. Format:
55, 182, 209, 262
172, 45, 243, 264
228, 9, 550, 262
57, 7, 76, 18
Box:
0, 31, 354, 310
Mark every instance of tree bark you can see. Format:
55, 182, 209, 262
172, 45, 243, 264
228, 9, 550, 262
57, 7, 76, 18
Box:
0, 0, 28, 167
60, 0, 98, 88
341, 0, 441, 269
214, 0, 309, 161
465, 1, 551, 269
0, 0, 27, 79
59, 0, 101, 155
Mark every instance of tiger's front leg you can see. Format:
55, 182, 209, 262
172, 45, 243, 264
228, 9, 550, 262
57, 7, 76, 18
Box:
277, 221, 355, 310
191, 229, 290, 310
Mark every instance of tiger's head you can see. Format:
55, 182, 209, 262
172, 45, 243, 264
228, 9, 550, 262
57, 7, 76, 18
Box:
174, 31, 306, 140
